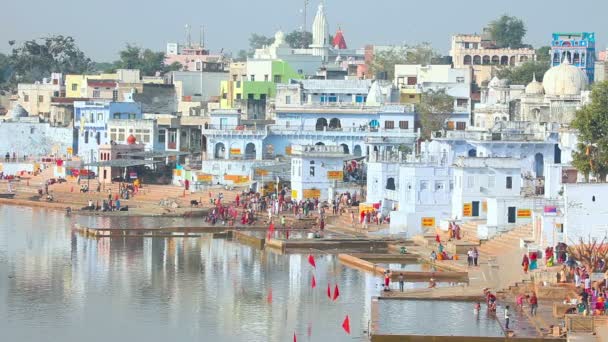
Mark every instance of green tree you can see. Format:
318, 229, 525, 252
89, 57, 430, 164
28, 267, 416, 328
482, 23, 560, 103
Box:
249, 34, 274, 51
487, 15, 527, 48
536, 46, 551, 63
234, 50, 249, 62
571, 81, 608, 181
0, 53, 10, 86
285, 31, 313, 49
8, 35, 93, 85
417, 89, 454, 139
369, 43, 439, 80
496, 61, 550, 85
112, 44, 181, 76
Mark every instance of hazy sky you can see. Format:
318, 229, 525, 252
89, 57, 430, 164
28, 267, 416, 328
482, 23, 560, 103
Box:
2, 0, 607, 62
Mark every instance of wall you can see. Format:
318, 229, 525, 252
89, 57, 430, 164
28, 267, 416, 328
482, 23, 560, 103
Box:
0, 122, 74, 157
291, 154, 344, 201
17, 83, 57, 116
367, 162, 399, 203
564, 183, 608, 242
169, 71, 228, 101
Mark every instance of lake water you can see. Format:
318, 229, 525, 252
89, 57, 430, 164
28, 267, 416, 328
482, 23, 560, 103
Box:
0, 205, 383, 342
376, 299, 504, 337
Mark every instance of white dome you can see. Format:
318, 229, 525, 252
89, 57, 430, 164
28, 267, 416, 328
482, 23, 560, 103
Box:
542, 60, 588, 96
274, 30, 285, 45
525, 74, 544, 95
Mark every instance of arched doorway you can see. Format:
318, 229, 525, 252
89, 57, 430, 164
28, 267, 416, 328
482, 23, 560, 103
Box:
386, 177, 396, 190
463, 55, 472, 65
340, 144, 349, 154
473, 55, 481, 65
245, 142, 256, 160
329, 118, 341, 130
354, 145, 362, 157
315, 142, 325, 146
500, 56, 509, 65
468, 149, 477, 157
482, 56, 490, 65
534, 153, 544, 177
315, 118, 328, 131
201, 135, 207, 152
214, 142, 226, 159
491, 56, 499, 65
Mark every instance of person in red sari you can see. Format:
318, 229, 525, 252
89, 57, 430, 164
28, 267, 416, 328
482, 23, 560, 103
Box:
522, 254, 530, 273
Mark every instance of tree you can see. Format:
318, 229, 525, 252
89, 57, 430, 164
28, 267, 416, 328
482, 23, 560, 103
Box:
369, 43, 439, 80
0, 53, 10, 86
496, 61, 550, 85
111, 44, 181, 76
234, 50, 249, 62
536, 46, 551, 63
567, 236, 608, 272
417, 89, 454, 139
249, 34, 274, 51
8, 35, 93, 85
285, 31, 313, 49
487, 15, 527, 48
571, 81, 608, 181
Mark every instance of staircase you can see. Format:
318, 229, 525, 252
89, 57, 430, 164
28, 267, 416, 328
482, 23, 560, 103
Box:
477, 224, 533, 257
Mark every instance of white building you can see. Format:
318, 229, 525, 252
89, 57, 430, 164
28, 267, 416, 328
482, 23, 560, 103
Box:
563, 183, 608, 242
290, 144, 346, 201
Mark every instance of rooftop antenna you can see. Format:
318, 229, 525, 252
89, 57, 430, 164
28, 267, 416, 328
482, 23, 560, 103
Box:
185, 24, 191, 47
200, 25, 205, 48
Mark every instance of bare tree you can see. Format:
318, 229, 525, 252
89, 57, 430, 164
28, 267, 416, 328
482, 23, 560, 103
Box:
567, 236, 608, 272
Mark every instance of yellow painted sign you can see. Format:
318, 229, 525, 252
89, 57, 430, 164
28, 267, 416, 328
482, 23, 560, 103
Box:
67, 147, 73, 154
327, 170, 343, 180
482, 201, 487, 212
229, 148, 241, 155
421, 217, 436, 227
173, 169, 182, 176
285, 146, 292, 155
197, 174, 212, 182
291, 189, 298, 198
517, 209, 532, 218
463, 203, 472, 217
359, 203, 375, 214
255, 169, 269, 176
224, 174, 249, 184
303, 189, 321, 199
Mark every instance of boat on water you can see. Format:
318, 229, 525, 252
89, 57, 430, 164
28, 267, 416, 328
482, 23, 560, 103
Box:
0, 193, 16, 199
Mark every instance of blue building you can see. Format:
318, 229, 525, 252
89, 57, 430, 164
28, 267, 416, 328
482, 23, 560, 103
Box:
74, 100, 143, 161
550, 32, 596, 82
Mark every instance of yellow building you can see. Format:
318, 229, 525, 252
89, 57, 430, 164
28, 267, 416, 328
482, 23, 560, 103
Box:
65, 70, 140, 98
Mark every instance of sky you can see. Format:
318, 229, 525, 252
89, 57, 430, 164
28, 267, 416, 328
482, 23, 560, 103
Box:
2, 0, 607, 62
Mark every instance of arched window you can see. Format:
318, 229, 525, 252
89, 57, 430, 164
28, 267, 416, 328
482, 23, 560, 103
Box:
482, 56, 490, 65
386, 178, 396, 190
463, 55, 472, 65
315, 118, 328, 131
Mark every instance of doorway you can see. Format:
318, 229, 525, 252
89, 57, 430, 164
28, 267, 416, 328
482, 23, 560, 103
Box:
472, 201, 480, 217
508, 207, 516, 223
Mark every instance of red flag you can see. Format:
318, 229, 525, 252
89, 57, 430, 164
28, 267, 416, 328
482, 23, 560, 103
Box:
327, 283, 331, 299
267, 288, 273, 303
311, 275, 316, 288
293, 332, 297, 342
342, 315, 350, 334
269, 222, 275, 232
333, 284, 340, 301
308, 254, 316, 268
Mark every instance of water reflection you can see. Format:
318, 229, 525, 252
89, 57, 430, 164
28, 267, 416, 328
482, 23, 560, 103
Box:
0, 205, 378, 341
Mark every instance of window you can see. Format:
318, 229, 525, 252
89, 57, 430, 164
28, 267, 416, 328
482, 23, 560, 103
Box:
158, 129, 166, 143
456, 77, 465, 84
232, 75, 237, 81
23, 95, 29, 102
467, 175, 474, 189
89, 113, 94, 122
38, 95, 44, 103
236, 81, 241, 88
264, 74, 269, 82
113, 113, 121, 119
250, 75, 255, 81
110, 128, 117, 141
435, 181, 445, 191
456, 99, 468, 107
128, 113, 136, 119
488, 176, 495, 188
93, 90, 100, 98
112, 90, 118, 101
274, 75, 281, 83
408, 95, 416, 99
236, 93, 241, 100
399, 121, 409, 129
221, 93, 227, 100
96, 132, 101, 145
71, 84, 78, 91
456, 122, 466, 130
117, 128, 125, 141
84, 130, 89, 144
297, 69, 303, 74
407, 76, 417, 85
97, 113, 103, 122
506, 176, 513, 189
384, 121, 394, 129
420, 181, 428, 191
285, 95, 291, 105
355, 95, 366, 103
309, 161, 315, 176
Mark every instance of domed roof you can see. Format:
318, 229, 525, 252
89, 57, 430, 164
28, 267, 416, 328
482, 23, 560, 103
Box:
274, 30, 285, 46
525, 74, 544, 95
542, 59, 588, 96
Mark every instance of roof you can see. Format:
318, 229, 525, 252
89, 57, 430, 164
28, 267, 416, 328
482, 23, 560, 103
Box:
298, 79, 372, 94
83, 160, 162, 168
121, 151, 191, 158
332, 29, 347, 49
88, 80, 117, 88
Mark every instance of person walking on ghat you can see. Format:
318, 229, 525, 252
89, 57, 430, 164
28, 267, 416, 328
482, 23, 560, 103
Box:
473, 247, 479, 266
529, 292, 538, 316
398, 273, 405, 292
504, 305, 511, 330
